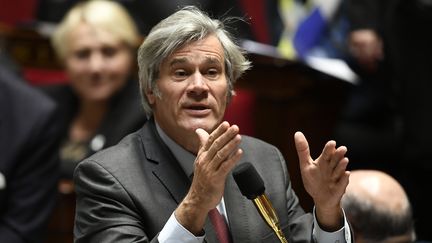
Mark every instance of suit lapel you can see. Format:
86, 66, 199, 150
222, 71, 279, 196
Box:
224, 159, 275, 243
140, 119, 190, 204
140, 120, 268, 242
141, 120, 220, 242
224, 172, 247, 242
224, 162, 257, 243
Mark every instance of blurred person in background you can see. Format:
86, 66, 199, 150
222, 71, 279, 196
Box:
0, 60, 60, 243
342, 170, 416, 243
43, 0, 147, 181
334, 0, 432, 240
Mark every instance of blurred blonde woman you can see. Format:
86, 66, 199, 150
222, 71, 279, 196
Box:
44, 0, 146, 179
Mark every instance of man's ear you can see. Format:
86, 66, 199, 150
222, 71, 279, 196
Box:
146, 89, 156, 105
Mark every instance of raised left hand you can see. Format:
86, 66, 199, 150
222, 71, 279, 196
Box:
294, 131, 350, 230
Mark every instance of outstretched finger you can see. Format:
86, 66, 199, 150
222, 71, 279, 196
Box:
335, 170, 350, 197
320, 140, 337, 163
329, 146, 347, 171
294, 131, 312, 168
218, 148, 243, 176
332, 157, 349, 181
203, 121, 230, 151
196, 128, 210, 152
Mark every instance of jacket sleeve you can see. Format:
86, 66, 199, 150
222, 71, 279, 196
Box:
73, 160, 158, 243
0, 104, 60, 243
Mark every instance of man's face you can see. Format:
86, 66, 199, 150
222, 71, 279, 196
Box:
147, 35, 228, 151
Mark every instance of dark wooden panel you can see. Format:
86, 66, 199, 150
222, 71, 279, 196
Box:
0, 23, 61, 69
235, 53, 352, 211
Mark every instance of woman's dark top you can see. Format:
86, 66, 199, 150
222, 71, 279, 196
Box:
40, 79, 147, 178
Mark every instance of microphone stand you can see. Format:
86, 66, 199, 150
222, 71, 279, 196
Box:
253, 194, 288, 243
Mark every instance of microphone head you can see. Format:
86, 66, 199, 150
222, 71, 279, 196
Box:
232, 162, 265, 200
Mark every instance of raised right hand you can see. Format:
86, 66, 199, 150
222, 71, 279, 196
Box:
175, 121, 242, 234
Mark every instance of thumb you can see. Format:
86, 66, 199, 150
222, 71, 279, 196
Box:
195, 128, 210, 149
294, 131, 311, 167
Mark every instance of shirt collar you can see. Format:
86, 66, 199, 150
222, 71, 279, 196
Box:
155, 122, 196, 178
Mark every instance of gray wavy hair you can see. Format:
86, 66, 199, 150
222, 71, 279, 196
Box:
137, 6, 251, 116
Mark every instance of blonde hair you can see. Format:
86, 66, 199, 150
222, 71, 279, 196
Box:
51, 0, 140, 60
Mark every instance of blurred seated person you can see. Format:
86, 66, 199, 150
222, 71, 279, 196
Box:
0, 62, 60, 243
43, 0, 147, 180
341, 170, 416, 243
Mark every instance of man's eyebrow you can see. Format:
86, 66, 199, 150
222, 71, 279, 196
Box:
168, 56, 223, 67
205, 57, 222, 65
169, 57, 188, 67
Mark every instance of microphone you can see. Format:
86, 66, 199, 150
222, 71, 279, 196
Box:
233, 162, 288, 243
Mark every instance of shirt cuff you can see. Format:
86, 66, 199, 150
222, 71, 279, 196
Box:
158, 212, 205, 243
312, 207, 352, 243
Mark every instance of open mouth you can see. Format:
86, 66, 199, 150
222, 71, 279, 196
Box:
189, 105, 208, 110
184, 104, 211, 115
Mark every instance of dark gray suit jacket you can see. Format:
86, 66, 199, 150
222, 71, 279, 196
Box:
0, 65, 60, 243
74, 118, 314, 242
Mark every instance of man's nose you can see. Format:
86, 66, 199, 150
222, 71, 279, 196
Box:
187, 72, 209, 95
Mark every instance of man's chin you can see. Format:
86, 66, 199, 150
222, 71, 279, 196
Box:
185, 119, 219, 133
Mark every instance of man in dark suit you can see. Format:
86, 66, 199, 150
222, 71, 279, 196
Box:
0, 63, 60, 242
74, 6, 352, 242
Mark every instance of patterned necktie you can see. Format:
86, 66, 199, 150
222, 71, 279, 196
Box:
208, 208, 232, 243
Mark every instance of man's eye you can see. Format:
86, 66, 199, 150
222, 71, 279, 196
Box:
206, 68, 219, 78
174, 70, 188, 77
